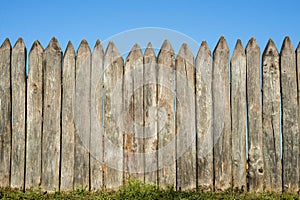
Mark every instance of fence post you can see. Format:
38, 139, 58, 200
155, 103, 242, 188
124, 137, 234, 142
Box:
262, 39, 281, 192
103, 42, 124, 190
231, 40, 247, 190
246, 38, 264, 192
176, 43, 196, 190
90, 40, 104, 190
41, 37, 62, 191
280, 37, 299, 192
123, 44, 144, 181
74, 39, 91, 189
26, 40, 43, 189
0, 38, 12, 188
157, 40, 176, 189
213, 36, 231, 191
196, 41, 213, 190
61, 41, 76, 191
11, 38, 26, 190
143, 43, 158, 184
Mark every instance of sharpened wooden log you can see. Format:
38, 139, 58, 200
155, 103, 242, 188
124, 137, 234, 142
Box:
280, 37, 299, 192
41, 37, 62, 191
0, 38, 12, 188
262, 39, 281, 192
176, 43, 196, 190
246, 37, 264, 192
213, 36, 231, 191
11, 38, 26, 190
196, 41, 213, 191
231, 39, 246, 190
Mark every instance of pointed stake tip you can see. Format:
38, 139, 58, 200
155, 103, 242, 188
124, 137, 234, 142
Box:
1, 38, 12, 49
214, 35, 229, 53
246, 37, 259, 51
13, 38, 25, 49
263, 38, 279, 56
161, 39, 173, 50
144, 43, 155, 57
146, 42, 153, 48
95, 39, 101, 46
281, 36, 294, 53
65, 41, 75, 53
105, 41, 121, 57
30, 40, 43, 53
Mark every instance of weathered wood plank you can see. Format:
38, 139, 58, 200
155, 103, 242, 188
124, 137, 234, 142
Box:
195, 41, 213, 190
74, 39, 91, 189
280, 37, 299, 192
213, 36, 231, 191
176, 43, 196, 190
26, 40, 43, 189
61, 41, 75, 191
41, 37, 62, 191
11, 38, 26, 190
245, 38, 264, 192
262, 39, 281, 192
124, 44, 144, 181
230, 40, 246, 190
103, 42, 124, 190
157, 40, 176, 189
90, 40, 104, 190
297, 43, 300, 193
143, 43, 158, 184
0, 38, 12, 188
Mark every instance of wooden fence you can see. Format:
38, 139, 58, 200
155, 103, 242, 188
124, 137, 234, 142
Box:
0, 36, 299, 193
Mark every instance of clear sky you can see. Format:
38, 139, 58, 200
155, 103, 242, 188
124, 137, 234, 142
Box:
1, 0, 300, 56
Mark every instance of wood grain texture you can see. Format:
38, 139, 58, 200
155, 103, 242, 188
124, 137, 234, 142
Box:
74, 39, 91, 189
123, 44, 144, 181
262, 39, 281, 192
212, 36, 231, 191
90, 40, 104, 190
176, 43, 196, 190
280, 37, 299, 192
195, 41, 213, 190
157, 40, 176, 189
297, 43, 300, 194
0, 38, 12, 188
26, 40, 43, 189
143, 43, 158, 184
103, 42, 124, 190
61, 41, 75, 191
245, 38, 264, 192
230, 40, 246, 190
11, 38, 26, 189
41, 37, 62, 191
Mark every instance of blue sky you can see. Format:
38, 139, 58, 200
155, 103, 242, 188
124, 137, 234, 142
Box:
1, 0, 300, 55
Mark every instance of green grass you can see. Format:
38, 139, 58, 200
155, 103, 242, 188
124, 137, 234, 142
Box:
0, 180, 299, 199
